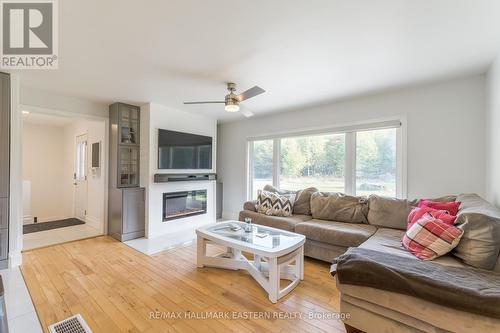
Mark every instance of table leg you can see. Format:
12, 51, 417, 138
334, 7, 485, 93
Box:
197, 235, 206, 268
254, 254, 261, 271
268, 257, 279, 303
298, 246, 304, 280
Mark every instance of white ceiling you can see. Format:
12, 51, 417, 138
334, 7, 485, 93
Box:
17, 0, 500, 122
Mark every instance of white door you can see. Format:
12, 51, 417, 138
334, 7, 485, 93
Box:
74, 134, 88, 221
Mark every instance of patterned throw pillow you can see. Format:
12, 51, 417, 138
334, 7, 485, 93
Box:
417, 199, 461, 216
256, 190, 293, 217
402, 213, 464, 260
407, 206, 457, 230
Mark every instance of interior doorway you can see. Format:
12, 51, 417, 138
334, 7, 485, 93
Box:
21, 111, 107, 250
74, 134, 88, 221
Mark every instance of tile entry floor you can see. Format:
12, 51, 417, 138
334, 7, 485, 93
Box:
0, 267, 42, 333
23, 224, 102, 251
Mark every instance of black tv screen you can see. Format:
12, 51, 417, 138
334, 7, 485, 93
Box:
158, 129, 212, 169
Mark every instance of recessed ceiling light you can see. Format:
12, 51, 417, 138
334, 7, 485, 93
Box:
22, 111, 30, 115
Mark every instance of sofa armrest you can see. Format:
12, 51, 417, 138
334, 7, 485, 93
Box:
243, 200, 258, 212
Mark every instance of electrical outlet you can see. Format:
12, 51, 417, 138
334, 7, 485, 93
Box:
34, 216, 38, 223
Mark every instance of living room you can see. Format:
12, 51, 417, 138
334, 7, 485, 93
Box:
0, 1, 499, 333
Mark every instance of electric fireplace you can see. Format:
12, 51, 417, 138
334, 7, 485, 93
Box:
163, 190, 207, 221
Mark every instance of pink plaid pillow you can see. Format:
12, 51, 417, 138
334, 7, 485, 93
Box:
407, 206, 457, 230
402, 213, 464, 260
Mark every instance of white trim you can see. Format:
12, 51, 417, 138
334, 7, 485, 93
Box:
246, 118, 402, 141
246, 141, 254, 201
85, 215, 101, 229
23, 215, 32, 225
345, 132, 356, 195
222, 211, 240, 220
74, 132, 89, 220
8, 252, 22, 267
9, 73, 23, 268
25, 215, 73, 224
20, 104, 110, 237
399, 116, 408, 199
272, 139, 280, 189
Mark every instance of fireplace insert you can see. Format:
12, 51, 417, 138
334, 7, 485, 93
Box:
163, 190, 207, 221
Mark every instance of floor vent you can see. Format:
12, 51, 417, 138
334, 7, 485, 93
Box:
48, 314, 92, 333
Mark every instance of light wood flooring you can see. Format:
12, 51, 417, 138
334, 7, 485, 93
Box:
21, 236, 346, 333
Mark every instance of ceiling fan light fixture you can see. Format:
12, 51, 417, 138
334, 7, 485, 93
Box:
184, 82, 264, 116
224, 100, 240, 112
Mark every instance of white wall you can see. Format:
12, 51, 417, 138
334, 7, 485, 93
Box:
22, 122, 67, 222
218, 75, 486, 218
141, 103, 217, 238
486, 53, 500, 207
22, 119, 107, 229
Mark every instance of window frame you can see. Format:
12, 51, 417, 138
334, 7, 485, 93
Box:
246, 119, 406, 200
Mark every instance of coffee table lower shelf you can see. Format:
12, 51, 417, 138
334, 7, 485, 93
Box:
197, 235, 304, 303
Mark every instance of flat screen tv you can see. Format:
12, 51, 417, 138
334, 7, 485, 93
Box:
158, 129, 213, 169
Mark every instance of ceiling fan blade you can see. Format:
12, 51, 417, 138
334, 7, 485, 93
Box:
184, 101, 225, 105
236, 86, 265, 102
240, 106, 255, 118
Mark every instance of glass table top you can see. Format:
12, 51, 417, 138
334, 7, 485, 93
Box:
205, 222, 302, 249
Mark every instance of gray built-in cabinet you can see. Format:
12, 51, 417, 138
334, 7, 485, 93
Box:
0, 73, 10, 268
108, 103, 145, 241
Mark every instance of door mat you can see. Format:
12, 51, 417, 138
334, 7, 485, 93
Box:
23, 218, 85, 234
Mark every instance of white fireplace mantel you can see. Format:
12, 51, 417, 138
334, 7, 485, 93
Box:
140, 103, 217, 239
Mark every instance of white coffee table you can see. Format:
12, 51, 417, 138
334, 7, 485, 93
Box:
196, 221, 305, 303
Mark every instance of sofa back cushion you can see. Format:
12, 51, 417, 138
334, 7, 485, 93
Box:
418, 199, 461, 216
367, 195, 417, 230
452, 193, 500, 270
293, 187, 318, 215
310, 192, 368, 223
262, 184, 296, 200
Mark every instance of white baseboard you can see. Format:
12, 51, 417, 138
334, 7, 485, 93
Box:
9, 252, 22, 267
222, 211, 239, 220
23, 215, 32, 225
85, 215, 102, 229
26, 215, 73, 224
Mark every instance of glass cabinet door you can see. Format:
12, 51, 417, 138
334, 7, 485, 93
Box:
119, 106, 139, 144
118, 146, 139, 187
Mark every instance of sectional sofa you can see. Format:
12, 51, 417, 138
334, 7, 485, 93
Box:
239, 187, 500, 333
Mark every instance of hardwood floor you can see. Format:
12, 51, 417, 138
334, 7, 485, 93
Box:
21, 236, 346, 333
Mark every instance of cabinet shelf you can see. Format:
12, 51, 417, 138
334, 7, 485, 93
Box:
109, 102, 145, 242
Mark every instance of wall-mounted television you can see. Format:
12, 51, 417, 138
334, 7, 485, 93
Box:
158, 129, 213, 169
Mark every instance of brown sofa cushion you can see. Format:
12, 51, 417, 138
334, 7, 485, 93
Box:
359, 228, 466, 268
243, 200, 257, 212
367, 195, 417, 230
295, 219, 376, 247
262, 184, 296, 200
293, 187, 318, 215
238, 210, 312, 232
311, 192, 368, 223
452, 193, 500, 270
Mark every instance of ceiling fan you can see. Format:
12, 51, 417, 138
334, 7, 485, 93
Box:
184, 82, 265, 117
